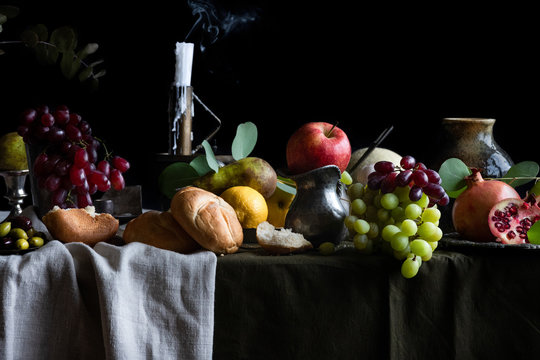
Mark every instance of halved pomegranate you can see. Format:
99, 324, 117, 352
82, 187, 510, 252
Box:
488, 196, 540, 244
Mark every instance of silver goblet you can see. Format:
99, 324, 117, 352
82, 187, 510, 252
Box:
0, 169, 29, 222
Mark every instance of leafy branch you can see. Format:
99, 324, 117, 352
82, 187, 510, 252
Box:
0, 5, 105, 90
439, 158, 540, 198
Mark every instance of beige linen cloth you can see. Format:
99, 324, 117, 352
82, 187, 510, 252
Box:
0, 210, 217, 360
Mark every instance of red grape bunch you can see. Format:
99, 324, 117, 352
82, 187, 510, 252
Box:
17, 105, 130, 209
367, 155, 449, 207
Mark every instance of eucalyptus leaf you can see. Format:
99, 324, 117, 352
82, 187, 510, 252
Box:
50, 26, 77, 52
190, 155, 213, 176
439, 158, 471, 193
202, 140, 220, 173
231, 122, 258, 160
20, 29, 39, 47
27, 24, 48, 41
78, 65, 93, 82
0, 13, 6, 25
527, 221, 540, 245
500, 161, 539, 187
446, 186, 467, 199
77, 43, 98, 60
158, 162, 200, 199
60, 50, 78, 79
276, 179, 296, 195
0, 5, 19, 18
0, 24, 3, 33
93, 69, 106, 78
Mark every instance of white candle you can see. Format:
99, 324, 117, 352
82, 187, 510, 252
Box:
174, 42, 194, 87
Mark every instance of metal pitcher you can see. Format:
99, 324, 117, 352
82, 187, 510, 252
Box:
285, 165, 349, 247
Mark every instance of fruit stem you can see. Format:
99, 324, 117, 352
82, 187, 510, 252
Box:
326, 121, 339, 138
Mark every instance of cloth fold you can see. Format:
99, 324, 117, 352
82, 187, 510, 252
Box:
0, 209, 217, 360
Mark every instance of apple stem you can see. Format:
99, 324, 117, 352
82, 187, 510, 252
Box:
326, 121, 339, 138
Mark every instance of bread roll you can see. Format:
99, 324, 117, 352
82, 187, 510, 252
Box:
170, 186, 243, 254
256, 221, 313, 254
42, 206, 119, 246
123, 210, 201, 253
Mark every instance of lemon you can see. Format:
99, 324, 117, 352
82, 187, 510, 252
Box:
221, 186, 268, 229
0, 132, 28, 171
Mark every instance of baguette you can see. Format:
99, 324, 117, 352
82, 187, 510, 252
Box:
170, 186, 243, 254
42, 206, 119, 246
123, 210, 201, 253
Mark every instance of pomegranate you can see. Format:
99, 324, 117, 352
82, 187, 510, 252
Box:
488, 196, 540, 244
452, 169, 520, 242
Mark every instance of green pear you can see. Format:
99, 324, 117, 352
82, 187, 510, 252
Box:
193, 157, 277, 198
0, 132, 28, 171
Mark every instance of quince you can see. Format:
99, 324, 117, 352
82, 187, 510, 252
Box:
0, 132, 28, 171
347, 147, 401, 184
266, 183, 296, 228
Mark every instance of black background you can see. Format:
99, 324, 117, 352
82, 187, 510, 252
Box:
1, 1, 539, 210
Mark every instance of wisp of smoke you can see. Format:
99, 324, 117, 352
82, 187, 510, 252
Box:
185, 0, 259, 50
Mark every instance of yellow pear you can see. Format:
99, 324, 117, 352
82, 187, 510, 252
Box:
0, 132, 28, 171
266, 183, 296, 228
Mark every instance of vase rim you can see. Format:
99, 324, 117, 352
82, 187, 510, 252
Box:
442, 117, 495, 123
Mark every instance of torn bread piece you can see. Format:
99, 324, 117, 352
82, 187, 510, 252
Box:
256, 221, 312, 255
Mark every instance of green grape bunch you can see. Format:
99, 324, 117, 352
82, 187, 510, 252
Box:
343, 155, 448, 279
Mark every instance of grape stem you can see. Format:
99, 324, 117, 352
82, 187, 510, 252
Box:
94, 137, 113, 160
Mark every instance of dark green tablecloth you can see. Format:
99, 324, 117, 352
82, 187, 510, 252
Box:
213, 241, 540, 359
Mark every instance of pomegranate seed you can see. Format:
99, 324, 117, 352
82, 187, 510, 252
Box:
507, 231, 516, 239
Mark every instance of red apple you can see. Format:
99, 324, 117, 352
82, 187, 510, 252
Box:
286, 122, 351, 174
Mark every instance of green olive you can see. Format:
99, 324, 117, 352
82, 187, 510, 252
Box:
9, 228, 28, 240
26, 228, 36, 238
0, 222, 11, 237
29, 236, 44, 248
16, 238, 29, 250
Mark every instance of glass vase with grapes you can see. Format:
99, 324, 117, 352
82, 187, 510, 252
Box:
17, 105, 130, 217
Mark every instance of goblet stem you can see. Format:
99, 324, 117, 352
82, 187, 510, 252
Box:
0, 170, 29, 222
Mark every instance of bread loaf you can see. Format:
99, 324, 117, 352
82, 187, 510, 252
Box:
123, 210, 201, 253
42, 206, 119, 246
170, 186, 243, 254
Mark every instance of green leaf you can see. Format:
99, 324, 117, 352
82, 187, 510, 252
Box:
528, 221, 540, 245
158, 162, 200, 199
500, 161, 539, 187
231, 122, 258, 161
0, 5, 19, 19
50, 26, 77, 52
190, 155, 213, 176
93, 69, 106, 78
439, 158, 471, 195
27, 24, 48, 41
60, 50, 79, 79
78, 65, 93, 82
276, 179, 296, 195
202, 140, 220, 173
20, 29, 39, 47
446, 186, 467, 199
0, 13, 6, 25
77, 43, 99, 60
